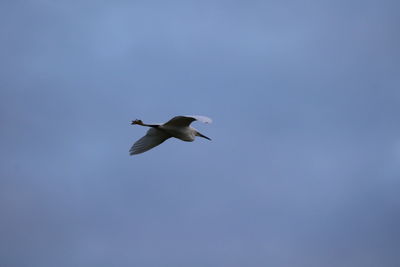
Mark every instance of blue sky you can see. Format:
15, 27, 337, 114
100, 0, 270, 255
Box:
1, 0, 400, 266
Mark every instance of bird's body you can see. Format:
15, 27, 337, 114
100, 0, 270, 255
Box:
160, 125, 196, 141
129, 115, 212, 155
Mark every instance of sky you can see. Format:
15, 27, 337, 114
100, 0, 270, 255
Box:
1, 0, 400, 266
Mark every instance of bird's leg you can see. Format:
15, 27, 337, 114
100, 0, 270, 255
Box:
196, 131, 212, 140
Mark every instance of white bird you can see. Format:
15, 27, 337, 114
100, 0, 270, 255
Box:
129, 115, 212, 155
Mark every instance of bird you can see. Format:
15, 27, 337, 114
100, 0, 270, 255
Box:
129, 115, 212, 155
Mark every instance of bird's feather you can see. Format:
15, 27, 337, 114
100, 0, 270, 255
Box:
164, 115, 212, 127
129, 128, 171, 155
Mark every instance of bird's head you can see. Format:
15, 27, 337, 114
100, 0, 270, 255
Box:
131, 119, 144, 125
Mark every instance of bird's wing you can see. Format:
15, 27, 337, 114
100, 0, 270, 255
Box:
164, 115, 212, 127
130, 128, 171, 155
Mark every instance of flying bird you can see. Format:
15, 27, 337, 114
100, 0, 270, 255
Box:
129, 115, 212, 155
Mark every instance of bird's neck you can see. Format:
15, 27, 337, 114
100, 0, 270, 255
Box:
143, 123, 160, 128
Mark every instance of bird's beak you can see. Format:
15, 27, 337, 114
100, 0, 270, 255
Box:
197, 132, 211, 141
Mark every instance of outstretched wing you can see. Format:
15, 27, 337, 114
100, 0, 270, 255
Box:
163, 115, 212, 127
130, 128, 171, 155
